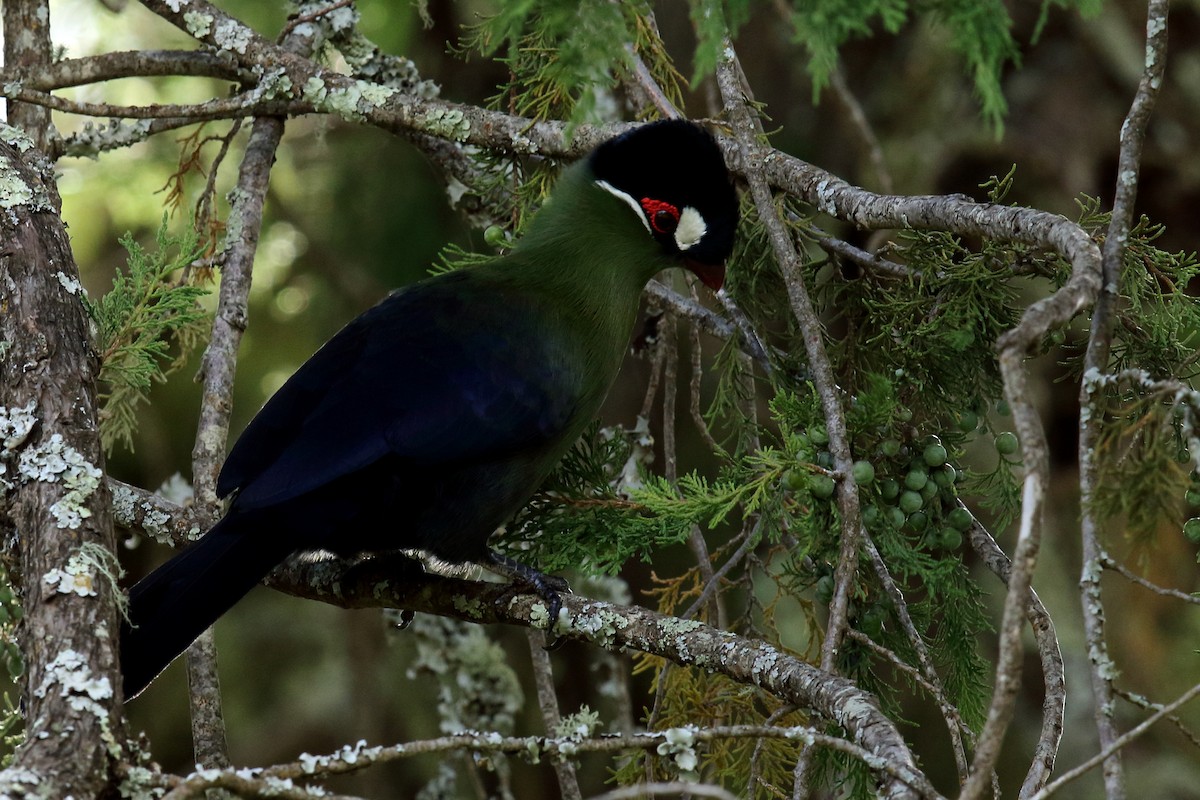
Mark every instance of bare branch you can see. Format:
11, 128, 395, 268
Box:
1075, 2, 1170, 797
526, 629, 583, 800
967, 517, 1065, 797
1101, 553, 1200, 605
1028, 682, 1200, 800
1, 49, 244, 90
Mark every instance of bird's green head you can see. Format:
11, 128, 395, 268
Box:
589, 120, 739, 291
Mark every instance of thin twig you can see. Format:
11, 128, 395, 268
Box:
1113, 687, 1200, 750
1100, 553, 1200, 605
1074, 2, 1170, 797
590, 782, 739, 800
526, 629, 583, 800
679, 517, 761, 622
1027, 682, 1200, 800
966, 516, 1065, 798
860, 531, 970, 782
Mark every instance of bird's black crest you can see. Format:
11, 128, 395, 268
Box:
589, 120, 738, 266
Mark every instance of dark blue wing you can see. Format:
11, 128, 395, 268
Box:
218, 269, 586, 510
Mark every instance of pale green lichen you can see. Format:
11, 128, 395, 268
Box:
658, 617, 702, 636
656, 726, 700, 781
63, 119, 154, 159
44, 542, 125, 610
300, 78, 370, 122
182, 10, 213, 38
451, 594, 485, 618
44, 549, 98, 597
35, 649, 113, 719
0, 154, 35, 208
324, 85, 364, 121
0, 125, 34, 153
0, 402, 37, 454
212, 18, 252, 55
407, 616, 523, 736
751, 647, 780, 677
554, 705, 600, 741
568, 602, 629, 649
257, 68, 294, 101
296, 739, 381, 778
355, 80, 396, 108
422, 107, 471, 142
16, 433, 103, 529
55, 271, 83, 296
527, 600, 551, 630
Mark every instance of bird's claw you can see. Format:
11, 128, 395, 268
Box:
485, 550, 571, 644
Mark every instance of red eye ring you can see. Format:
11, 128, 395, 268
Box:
640, 198, 680, 234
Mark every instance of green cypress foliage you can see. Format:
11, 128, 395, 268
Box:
86, 218, 210, 453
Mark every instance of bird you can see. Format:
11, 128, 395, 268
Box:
119, 119, 739, 699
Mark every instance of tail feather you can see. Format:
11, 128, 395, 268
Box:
120, 514, 286, 699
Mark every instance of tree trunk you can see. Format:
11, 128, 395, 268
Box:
0, 133, 121, 798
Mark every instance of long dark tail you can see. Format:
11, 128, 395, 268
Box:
120, 513, 287, 699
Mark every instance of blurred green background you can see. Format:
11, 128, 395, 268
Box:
17, 0, 1200, 796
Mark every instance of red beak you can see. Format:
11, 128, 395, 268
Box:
685, 258, 726, 292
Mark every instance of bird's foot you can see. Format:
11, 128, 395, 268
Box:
485, 550, 570, 643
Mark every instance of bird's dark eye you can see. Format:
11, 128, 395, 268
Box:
640, 197, 680, 235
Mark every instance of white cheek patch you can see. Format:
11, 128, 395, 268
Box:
674, 206, 707, 251
595, 180, 651, 234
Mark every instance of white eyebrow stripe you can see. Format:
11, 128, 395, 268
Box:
675, 206, 707, 251
595, 179, 652, 234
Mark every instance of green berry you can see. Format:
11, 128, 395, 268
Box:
809, 474, 836, 500
898, 490, 924, 514
905, 510, 929, 532
996, 399, 1011, 416
947, 507, 974, 531
879, 478, 901, 501
851, 460, 876, 484
784, 469, 807, 491
862, 505, 881, 526
880, 439, 902, 457
1049, 328, 1066, 346
816, 452, 834, 469
1184, 518, 1200, 544
923, 443, 948, 467
932, 465, 956, 488
809, 426, 830, 446
937, 528, 964, 550
904, 469, 929, 491
886, 506, 906, 528
995, 432, 1019, 455
957, 410, 979, 433
483, 225, 508, 248
897, 407, 914, 423
1186, 489, 1200, 507
920, 480, 939, 502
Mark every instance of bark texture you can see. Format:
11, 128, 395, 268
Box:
0, 134, 121, 798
